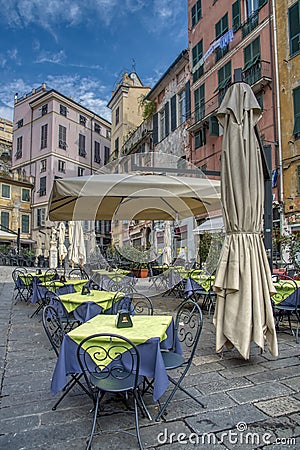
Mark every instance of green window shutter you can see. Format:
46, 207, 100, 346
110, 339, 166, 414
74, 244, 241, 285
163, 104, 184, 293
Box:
289, 1, 300, 56
165, 102, 169, 137
298, 165, 300, 194
185, 81, 191, 119
153, 113, 158, 144
258, 0, 267, 9
210, 116, 219, 136
244, 36, 261, 70
170, 95, 177, 131
232, 0, 241, 31
293, 86, 300, 136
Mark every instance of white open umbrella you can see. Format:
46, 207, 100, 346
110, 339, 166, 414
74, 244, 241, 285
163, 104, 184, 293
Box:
213, 82, 278, 359
68, 221, 86, 267
162, 221, 172, 266
48, 173, 221, 221
58, 222, 67, 266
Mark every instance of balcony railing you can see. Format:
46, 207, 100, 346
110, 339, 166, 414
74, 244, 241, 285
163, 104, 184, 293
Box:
242, 59, 272, 91
241, 11, 259, 38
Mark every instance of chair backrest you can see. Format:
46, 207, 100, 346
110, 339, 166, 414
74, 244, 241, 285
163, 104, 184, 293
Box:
76, 333, 140, 392
44, 268, 58, 283
112, 292, 154, 315
68, 268, 89, 280
46, 292, 69, 319
174, 299, 203, 361
272, 274, 299, 307
42, 305, 65, 356
12, 267, 27, 283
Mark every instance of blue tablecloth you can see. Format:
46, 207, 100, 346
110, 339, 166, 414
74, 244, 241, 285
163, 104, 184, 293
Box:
51, 315, 182, 401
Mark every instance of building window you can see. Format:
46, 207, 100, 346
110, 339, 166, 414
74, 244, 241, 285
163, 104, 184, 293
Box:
39, 176, 46, 196
104, 146, 110, 165
94, 141, 101, 163
79, 115, 86, 126
293, 86, 300, 138
94, 123, 101, 134
191, 0, 202, 27
37, 208, 45, 227
298, 165, 300, 194
58, 160, 66, 173
78, 167, 84, 176
195, 127, 206, 148
246, 0, 267, 17
106, 129, 111, 139
17, 119, 23, 128
41, 124, 48, 149
194, 84, 205, 123
192, 39, 203, 83
21, 188, 30, 202
209, 116, 220, 136
217, 61, 232, 105
256, 92, 264, 110
21, 215, 30, 233
243, 36, 261, 85
1, 211, 9, 229
289, 1, 300, 57
60, 104, 67, 116
1, 184, 10, 198
40, 159, 47, 172
215, 13, 229, 62
79, 134, 86, 157
159, 109, 166, 141
114, 137, 119, 157
41, 104, 48, 116
178, 90, 186, 125
16, 136, 22, 159
115, 107, 119, 125
58, 125, 67, 149
232, 0, 241, 31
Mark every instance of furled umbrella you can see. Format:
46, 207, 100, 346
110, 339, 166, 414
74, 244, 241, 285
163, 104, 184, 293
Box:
58, 222, 67, 267
35, 233, 43, 266
213, 82, 278, 359
68, 221, 86, 268
44, 232, 50, 259
162, 221, 172, 266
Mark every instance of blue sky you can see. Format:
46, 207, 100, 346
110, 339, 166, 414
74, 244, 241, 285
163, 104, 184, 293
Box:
0, 0, 187, 123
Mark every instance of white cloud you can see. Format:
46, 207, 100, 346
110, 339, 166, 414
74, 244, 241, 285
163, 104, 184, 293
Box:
35, 49, 66, 64
0, 0, 185, 35
0, 74, 111, 122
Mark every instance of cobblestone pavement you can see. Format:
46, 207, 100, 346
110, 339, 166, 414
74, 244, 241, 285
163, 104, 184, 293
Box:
1, 266, 300, 449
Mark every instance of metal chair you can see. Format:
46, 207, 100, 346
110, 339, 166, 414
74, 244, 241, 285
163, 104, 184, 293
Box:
272, 274, 300, 343
68, 267, 89, 280
77, 333, 150, 450
46, 292, 81, 331
42, 306, 89, 411
12, 268, 32, 302
43, 268, 58, 283
185, 269, 216, 316
155, 299, 205, 421
112, 292, 154, 315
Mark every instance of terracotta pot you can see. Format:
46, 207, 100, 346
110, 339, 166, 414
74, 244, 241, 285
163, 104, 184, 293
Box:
140, 269, 149, 278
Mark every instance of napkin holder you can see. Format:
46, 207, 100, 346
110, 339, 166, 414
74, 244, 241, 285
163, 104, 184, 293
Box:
116, 310, 133, 328
60, 275, 66, 283
36, 268, 42, 275
81, 285, 91, 296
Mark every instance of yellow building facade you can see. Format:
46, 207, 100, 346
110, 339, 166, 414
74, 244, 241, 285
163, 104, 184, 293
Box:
276, 0, 300, 230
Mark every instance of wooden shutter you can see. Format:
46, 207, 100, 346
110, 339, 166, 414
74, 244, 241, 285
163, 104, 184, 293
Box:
165, 102, 169, 137
185, 81, 191, 119
153, 113, 158, 144
171, 95, 177, 131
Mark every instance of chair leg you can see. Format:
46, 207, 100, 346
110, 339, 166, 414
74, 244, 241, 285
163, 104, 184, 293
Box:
87, 390, 101, 450
133, 390, 144, 450
156, 371, 205, 421
52, 374, 90, 410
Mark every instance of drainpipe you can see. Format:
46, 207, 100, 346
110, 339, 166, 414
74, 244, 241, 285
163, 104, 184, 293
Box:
271, 0, 284, 235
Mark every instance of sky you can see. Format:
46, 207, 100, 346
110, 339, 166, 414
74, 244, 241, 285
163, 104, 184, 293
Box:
0, 0, 188, 123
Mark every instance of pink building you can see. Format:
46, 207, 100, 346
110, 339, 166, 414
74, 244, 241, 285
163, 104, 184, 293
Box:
12, 84, 111, 249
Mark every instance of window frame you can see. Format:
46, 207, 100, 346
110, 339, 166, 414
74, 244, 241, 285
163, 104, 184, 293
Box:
40, 159, 47, 173
39, 176, 47, 197
60, 104, 67, 116
41, 104, 48, 116
41, 123, 48, 149
1, 184, 10, 199
16, 136, 22, 159
191, 0, 202, 28
58, 125, 67, 149
78, 133, 86, 157
37, 208, 45, 227
293, 85, 300, 138
289, 1, 300, 57
21, 214, 30, 234
21, 188, 30, 202
58, 159, 66, 173
1, 210, 9, 229
94, 141, 101, 163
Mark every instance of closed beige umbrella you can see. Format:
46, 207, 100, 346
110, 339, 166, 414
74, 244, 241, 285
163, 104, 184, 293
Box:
162, 221, 172, 266
68, 221, 86, 267
58, 222, 67, 266
44, 232, 50, 259
213, 82, 278, 359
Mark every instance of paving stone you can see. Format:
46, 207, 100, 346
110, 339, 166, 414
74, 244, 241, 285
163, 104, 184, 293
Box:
228, 381, 294, 404
220, 364, 266, 379
196, 376, 253, 395
247, 364, 300, 384
260, 356, 300, 370
255, 395, 300, 417
185, 404, 268, 435
281, 376, 300, 392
